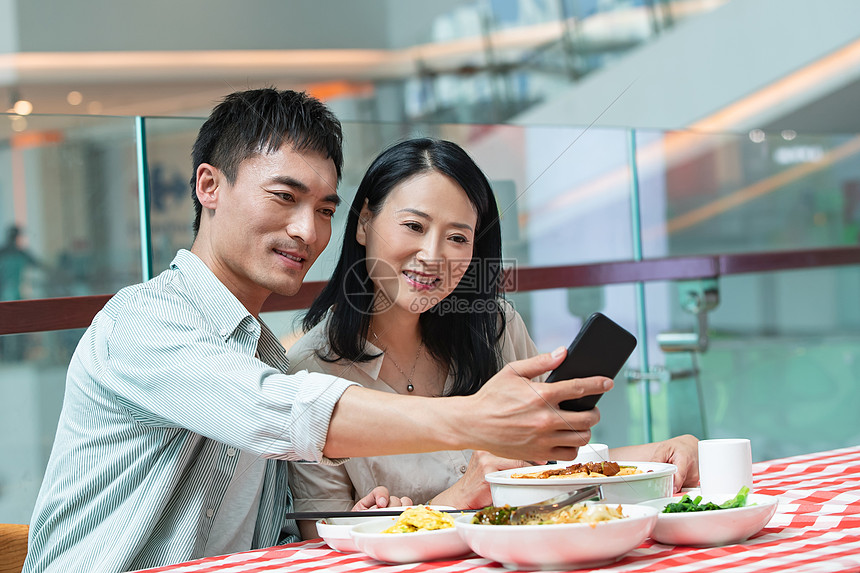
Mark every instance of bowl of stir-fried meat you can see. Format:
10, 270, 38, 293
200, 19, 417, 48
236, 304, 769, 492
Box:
454, 502, 658, 570
486, 461, 676, 506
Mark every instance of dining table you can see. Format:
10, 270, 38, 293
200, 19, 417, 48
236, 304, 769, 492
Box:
136, 444, 860, 573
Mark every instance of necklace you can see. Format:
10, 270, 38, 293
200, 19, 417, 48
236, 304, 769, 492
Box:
372, 331, 424, 393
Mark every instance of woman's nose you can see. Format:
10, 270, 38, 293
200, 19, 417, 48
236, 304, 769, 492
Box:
416, 236, 443, 263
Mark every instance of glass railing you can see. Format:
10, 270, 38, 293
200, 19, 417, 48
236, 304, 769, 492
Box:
2, 112, 860, 523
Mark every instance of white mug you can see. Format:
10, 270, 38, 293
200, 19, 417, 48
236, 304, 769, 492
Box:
698, 438, 753, 497
572, 443, 610, 464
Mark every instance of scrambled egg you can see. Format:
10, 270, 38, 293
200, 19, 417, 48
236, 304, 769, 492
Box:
381, 505, 455, 534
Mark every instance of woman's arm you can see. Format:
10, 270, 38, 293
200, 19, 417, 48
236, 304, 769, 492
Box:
609, 434, 699, 492
428, 451, 544, 509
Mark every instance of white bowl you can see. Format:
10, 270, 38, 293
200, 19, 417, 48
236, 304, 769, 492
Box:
454, 503, 658, 571
349, 515, 472, 563
315, 516, 368, 553
315, 505, 456, 553
486, 461, 676, 506
638, 492, 779, 546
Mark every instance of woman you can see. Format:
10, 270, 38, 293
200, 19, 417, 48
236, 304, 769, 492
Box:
287, 138, 697, 538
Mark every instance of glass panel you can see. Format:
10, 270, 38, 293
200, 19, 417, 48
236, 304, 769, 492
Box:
0, 328, 82, 523
142, 117, 204, 272
508, 284, 647, 448
1, 112, 140, 523
636, 129, 860, 258
643, 266, 860, 462
0, 113, 141, 299
701, 266, 860, 461
641, 279, 709, 443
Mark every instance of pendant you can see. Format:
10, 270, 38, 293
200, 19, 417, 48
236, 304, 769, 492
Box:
407, 384, 414, 392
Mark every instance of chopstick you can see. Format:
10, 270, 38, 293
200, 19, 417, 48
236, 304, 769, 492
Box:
286, 509, 473, 520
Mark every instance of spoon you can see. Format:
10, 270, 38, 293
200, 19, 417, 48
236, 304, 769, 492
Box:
509, 485, 604, 525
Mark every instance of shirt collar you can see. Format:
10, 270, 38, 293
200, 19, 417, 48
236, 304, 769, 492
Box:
170, 249, 255, 342
351, 338, 385, 380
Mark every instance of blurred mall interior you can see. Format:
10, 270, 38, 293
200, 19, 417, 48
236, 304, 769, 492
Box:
2, 0, 860, 523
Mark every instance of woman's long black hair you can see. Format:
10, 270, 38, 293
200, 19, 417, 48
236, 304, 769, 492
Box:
303, 138, 506, 397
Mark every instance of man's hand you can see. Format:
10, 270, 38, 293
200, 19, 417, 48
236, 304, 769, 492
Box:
352, 486, 413, 511
429, 452, 546, 510
453, 347, 611, 461
324, 347, 608, 461
609, 434, 699, 492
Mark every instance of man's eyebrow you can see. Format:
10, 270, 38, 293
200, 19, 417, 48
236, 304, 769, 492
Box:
270, 175, 341, 206
396, 208, 473, 232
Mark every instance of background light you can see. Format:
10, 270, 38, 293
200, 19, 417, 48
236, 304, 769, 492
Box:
10, 116, 27, 131
749, 129, 766, 143
13, 99, 33, 115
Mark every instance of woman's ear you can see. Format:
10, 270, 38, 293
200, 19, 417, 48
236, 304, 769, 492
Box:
355, 199, 372, 246
195, 163, 221, 211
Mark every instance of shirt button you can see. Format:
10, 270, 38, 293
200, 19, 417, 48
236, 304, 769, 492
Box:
459, 465, 467, 473
206, 508, 214, 518
219, 328, 228, 337
226, 448, 236, 457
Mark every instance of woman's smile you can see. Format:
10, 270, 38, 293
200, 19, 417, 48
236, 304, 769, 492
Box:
403, 269, 439, 291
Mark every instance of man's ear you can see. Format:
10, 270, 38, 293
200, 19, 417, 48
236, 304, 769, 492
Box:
355, 199, 372, 246
195, 163, 221, 210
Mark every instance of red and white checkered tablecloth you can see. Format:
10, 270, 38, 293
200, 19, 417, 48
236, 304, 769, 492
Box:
138, 445, 860, 573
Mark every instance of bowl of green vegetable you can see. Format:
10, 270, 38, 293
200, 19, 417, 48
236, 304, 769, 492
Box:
638, 486, 779, 546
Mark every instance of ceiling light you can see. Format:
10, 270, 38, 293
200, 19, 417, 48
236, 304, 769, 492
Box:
67, 91, 83, 106
13, 99, 33, 116
748, 129, 766, 143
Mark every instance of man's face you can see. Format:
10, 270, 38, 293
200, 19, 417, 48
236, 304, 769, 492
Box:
193, 143, 339, 312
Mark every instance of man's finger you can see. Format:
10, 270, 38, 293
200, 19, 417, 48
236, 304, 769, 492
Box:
505, 346, 567, 380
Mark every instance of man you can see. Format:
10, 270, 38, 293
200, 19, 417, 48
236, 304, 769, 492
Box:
25, 89, 695, 572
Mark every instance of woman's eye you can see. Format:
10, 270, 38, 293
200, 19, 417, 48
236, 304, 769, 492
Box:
404, 222, 423, 232
450, 235, 470, 244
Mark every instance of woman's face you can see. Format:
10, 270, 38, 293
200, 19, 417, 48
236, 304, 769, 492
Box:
356, 171, 479, 316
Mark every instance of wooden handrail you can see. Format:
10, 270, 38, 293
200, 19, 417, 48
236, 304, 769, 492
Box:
2, 246, 859, 336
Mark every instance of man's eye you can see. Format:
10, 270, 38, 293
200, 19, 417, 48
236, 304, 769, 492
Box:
320, 208, 335, 218
275, 192, 294, 202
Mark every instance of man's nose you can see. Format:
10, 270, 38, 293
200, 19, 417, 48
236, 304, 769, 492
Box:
286, 208, 316, 244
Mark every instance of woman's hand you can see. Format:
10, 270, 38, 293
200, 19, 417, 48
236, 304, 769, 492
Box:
609, 434, 699, 492
429, 451, 546, 509
352, 486, 413, 511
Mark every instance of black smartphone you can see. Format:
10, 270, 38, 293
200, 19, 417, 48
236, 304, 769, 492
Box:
545, 312, 637, 411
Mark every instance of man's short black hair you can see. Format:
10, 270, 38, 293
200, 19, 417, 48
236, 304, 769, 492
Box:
190, 88, 344, 236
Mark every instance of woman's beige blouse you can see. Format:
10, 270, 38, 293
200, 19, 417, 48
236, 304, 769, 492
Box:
286, 303, 539, 512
